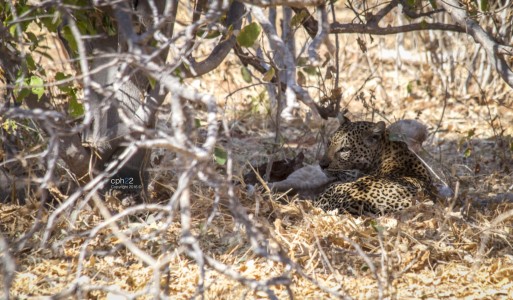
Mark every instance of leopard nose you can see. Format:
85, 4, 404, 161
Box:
319, 157, 329, 169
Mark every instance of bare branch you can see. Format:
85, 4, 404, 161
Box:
366, 0, 399, 27
177, 1, 246, 78
248, 4, 321, 121
308, 4, 329, 65
397, 0, 445, 20
293, 4, 461, 37
291, 7, 318, 38
238, 0, 326, 7
498, 45, 513, 56
330, 21, 466, 35
436, 0, 513, 88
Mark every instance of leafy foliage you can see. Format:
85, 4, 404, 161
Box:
236, 22, 261, 47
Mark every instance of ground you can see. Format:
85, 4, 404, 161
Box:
2, 6, 513, 300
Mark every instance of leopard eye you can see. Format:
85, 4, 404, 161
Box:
337, 147, 351, 153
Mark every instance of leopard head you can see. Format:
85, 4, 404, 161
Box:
320, 116, 386, 176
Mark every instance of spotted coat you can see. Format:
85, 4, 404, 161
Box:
316, 117, 434, 215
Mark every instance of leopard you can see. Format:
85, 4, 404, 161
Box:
315, 116, 435, 215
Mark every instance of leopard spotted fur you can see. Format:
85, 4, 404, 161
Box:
315, 116, 434, 215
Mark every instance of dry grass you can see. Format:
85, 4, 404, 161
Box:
3, 191, 513, 298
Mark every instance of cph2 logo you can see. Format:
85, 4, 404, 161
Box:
111, 177, 134, 185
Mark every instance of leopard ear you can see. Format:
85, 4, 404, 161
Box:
365, 121, 386, 146
372, 121, 386, 135
337, 111, 350, 126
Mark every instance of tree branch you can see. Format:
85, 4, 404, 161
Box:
308, 4, 329, 65
436, 0, 513, 88
397, 0, 445, 20
178, 1, 245, 78
238, 0, 325, 7
291, 7, 318, 38
330, 21, 466, 35
248, 4, 321, 121
8, 95, 92, 184
366, 0, 398, 27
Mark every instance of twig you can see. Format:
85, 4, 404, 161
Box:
473, 208, 513, 270
329, 1, 340, 89
238, 0, 325, 7
340, 234, 384, 299
436, 0, 513, 88
308, 4, 329, 65
366, 0, 399, 27
248, 4, 321, 122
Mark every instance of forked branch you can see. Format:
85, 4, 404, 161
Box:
436, 0, 513, 88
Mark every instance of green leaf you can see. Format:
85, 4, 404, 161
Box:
214, 147, 227, 165
262, 67, 275, 82
9, 24, 16, 37
55, 72, 70, 82
236, 22, 261, 48
61, 25, 78, 54
290, 10, 309, 28
428, 0, 437, 9
76, 13, 97, 35
17, 88, 31, 102
26, 32, 39, 50
148, 76, 156, 89
406, 81, 413, 94
26, 55, 36, 71
303, 65, 317, 76
464, 148, 472, 158
68, 96, 84, 117
480, 0, 489, 11
405, 0, 416, 9
55, 72, 75, 93
241, 66, 252, 83
29, 75, 44, 99
40, 9, 62, 32
297, 57, 308, 66
103, 14, 117, 36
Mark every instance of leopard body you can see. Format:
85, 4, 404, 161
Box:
316, 117, 434, 215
